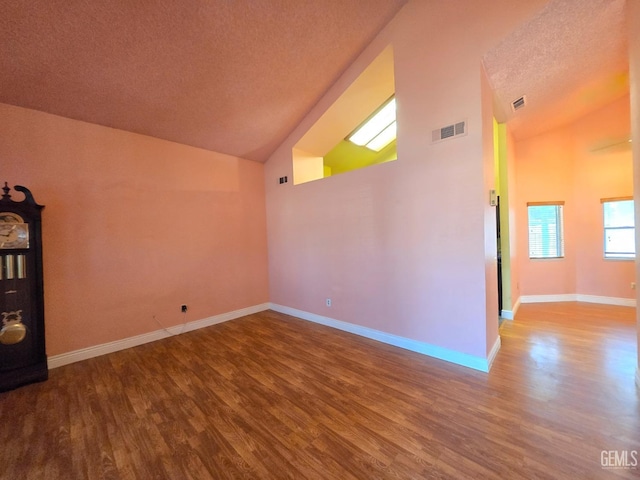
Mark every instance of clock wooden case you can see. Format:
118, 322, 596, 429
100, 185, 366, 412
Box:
0, 182, 47, 391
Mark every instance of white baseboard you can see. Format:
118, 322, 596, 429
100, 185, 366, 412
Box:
501, 309, 514, 320
500, 297, 521, 320
576, 294, 636, 307
513, 297, 521, 316
520, 294, 577, 303
487, 336, 501, 370
512, 297, 520, 318
520, 294, 636, 307
269, 303, 496, 373
48, 303, 270, 369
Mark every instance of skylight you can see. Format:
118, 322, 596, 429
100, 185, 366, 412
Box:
347, 97, 396, 152
291, 45, 396, 183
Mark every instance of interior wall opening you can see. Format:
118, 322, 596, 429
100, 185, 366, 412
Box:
292, 45, 396, 185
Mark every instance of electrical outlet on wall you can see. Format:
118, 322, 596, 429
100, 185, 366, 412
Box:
632, 282, 636, 290
326, 298, 332, 307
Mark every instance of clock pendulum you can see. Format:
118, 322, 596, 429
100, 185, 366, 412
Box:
0, 253, 27, 345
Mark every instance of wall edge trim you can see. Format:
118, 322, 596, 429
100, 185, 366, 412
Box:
269, 303, 493, 372
520, 294, 635, 307
520, 294, 577, 303
48, 303, 270, 369
487, 336, 501, 370
500, 309, 514, 320
512, 297, 521, 317
501, 297, 522, 320
575, 294, 636, 307
636, 368, 640, 390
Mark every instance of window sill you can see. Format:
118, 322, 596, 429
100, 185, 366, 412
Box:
528, 256, 565, 260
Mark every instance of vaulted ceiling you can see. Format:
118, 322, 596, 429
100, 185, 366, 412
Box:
0, 0, 631, 163
484, 0, 629, 140
0, 0, 407, 162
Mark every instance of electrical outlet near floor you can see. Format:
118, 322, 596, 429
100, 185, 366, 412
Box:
326, 298, 332, 307
632, 282, 636, 290
181, 304, 188, 313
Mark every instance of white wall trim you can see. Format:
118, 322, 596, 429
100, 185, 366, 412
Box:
269, 303, 496, 373
513, 297, 521, 317
500, 309, 514, 320
520, 294, 636, 307
48, 303, 270, 369
520, 294, 578, 303
576, 294, 636, 307
636, 368, 640, 390
501, 297, 522, 320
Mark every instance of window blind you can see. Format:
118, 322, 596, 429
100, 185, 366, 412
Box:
527, 203, 564, 259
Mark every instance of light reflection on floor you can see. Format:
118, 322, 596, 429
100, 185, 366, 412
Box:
502, 303, 638, 406
603, 336, 637, 379
529, 335, 561, 366
527, 334, 562, 400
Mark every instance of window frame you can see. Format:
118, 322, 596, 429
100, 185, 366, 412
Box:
601, 196, 635, 260
527, 201, 565, 260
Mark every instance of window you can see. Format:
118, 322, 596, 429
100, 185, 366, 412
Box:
528, 202, 565, 259
602, 197, 635, 259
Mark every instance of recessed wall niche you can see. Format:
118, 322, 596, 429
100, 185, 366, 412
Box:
292, 45, 396, 185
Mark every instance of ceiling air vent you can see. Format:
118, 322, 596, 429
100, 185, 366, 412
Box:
432, 120, 467, 143
511, 95, 527, 112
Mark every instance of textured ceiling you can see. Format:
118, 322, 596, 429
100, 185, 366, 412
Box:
2, 1, 630, 161
484, 0, 629, 141
0, 0, 407, 162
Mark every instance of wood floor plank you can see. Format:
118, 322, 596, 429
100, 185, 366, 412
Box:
1, 302, 639, 478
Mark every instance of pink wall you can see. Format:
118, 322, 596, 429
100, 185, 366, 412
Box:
630, 0, 640, 375
515, 127, 578, 295
0, 104, 269, 356
482, 67, 499, 354
515, 96, 634, 299
265, 0, 546, 361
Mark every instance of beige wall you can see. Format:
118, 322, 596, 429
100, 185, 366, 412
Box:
0, 104, 269, 356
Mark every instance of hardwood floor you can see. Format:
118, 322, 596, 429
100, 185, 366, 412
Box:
0, 302, 638, 479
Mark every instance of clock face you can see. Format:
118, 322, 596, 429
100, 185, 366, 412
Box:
0, 212, 23, 223
0, 212, 29, 249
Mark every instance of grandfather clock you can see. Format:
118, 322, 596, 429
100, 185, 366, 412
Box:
0, 183, 47, 391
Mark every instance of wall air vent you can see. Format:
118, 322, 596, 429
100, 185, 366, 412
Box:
431, 120, 467, 143
511, 95, 527, 112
